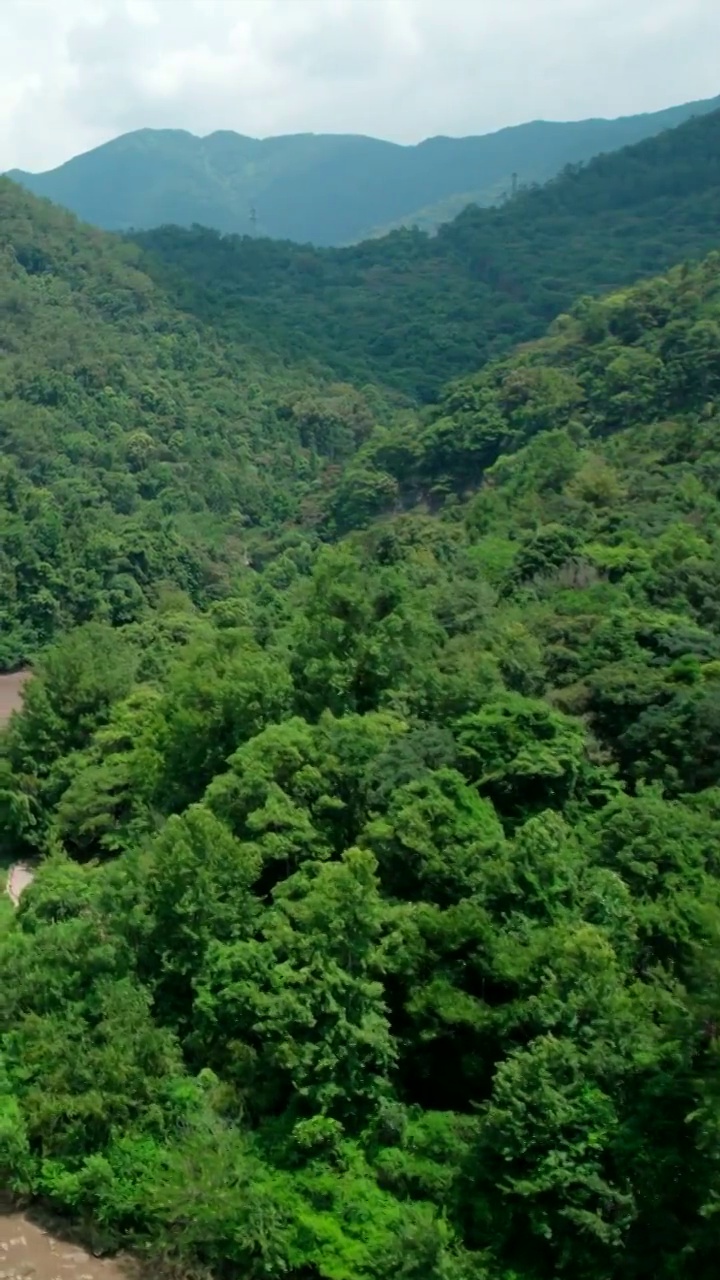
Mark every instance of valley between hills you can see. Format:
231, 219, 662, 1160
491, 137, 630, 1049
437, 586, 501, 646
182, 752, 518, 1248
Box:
1, 98, 720, 1280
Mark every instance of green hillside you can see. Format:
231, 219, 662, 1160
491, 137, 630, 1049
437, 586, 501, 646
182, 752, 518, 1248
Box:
3, 100, 720, 1280
131, 106, 720, 400
7, 92, 719, 245
2, 102, 720, 673
4, 244, 720, 1280
0, 178, 392, 665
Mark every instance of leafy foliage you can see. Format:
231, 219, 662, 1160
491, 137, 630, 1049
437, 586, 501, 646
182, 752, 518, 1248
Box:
133, 107, 720, 399
4, 123, 720, 1280
0, 178, 393, 663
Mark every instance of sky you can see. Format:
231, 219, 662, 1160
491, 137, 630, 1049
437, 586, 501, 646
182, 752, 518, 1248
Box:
1, 0, 719, 172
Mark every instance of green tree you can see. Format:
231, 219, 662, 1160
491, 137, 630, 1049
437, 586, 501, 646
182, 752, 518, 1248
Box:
455, 693, 589, 819
194, 848, 395, 1120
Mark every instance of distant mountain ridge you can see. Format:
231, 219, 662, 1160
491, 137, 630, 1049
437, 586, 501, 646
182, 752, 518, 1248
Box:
131, 105, 720, 401
6, 93, 720, 246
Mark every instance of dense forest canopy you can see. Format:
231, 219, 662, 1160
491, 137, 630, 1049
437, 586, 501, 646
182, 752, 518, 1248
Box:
7, 91, 719, 245
9, 106, 720, 667
3, 103, 720, 1280
0, 177, 396, 666
132, 106, 720, 400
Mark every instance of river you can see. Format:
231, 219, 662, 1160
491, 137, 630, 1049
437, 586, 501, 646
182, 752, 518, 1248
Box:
0, 1207, 139, 1280
0, 670, 35, 906
0, 670, 29, 727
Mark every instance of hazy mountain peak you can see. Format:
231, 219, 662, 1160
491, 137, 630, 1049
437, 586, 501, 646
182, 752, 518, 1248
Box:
6, 92, 720, 245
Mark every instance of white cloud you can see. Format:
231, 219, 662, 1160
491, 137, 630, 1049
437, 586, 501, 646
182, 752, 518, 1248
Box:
1, 0, 718, 171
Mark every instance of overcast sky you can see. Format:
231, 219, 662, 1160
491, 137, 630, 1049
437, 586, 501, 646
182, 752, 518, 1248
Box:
1, 0, 718, 172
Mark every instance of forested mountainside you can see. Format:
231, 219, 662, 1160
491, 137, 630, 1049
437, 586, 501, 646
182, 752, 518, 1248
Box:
8, 104, 720, 671
0, 177, 392, 666
8, 93, 718, 245
133, 106, 720, 400
4, 234, 720, 1280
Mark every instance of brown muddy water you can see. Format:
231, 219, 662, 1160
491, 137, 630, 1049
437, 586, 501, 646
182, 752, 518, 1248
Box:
0, 1209, 139, 1280
1, 670, 35, 905
0, 670, 30, 727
